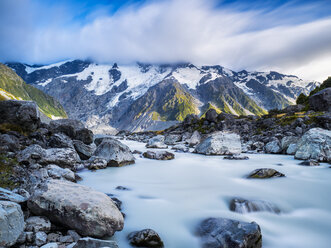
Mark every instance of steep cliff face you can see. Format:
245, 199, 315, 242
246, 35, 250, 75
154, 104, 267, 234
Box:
7, 60, 319, 131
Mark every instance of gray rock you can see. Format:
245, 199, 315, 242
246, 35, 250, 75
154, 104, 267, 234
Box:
72, 237, 119, 248
143, 151, 175, 160
0, 201, 24, 247
67, 230, 81, 242
196, 217, 262, 248
146, 135, 168, 149
59, 235, 74, 244
0, 187, 26, 203
93, 139, 135, 167
286, 143, 298, 155
49, 119, 93, 145
0, 100, 40, 132
28, 180, 124, 238
47, 164, 75, 181
41, 243, 58, 248
281, 136, 298, 151
299, 160, 320, 166
128, 229, 164, 248
35, 231, 47, 246
309, 88, 331, 112
265, 140, 281, 154
171, 144, 189, 152
25, 216, 51, 232
47, 232, 61, 242
229, 197, 280, 214
194, 131, 241, 155
47, 133, 74, 149
295, 126, 303, 135
86, 157, 108, 170
26, 231, 34, 243
295, 128, 331, 162
247, 168, 285, 179
0, 133, 20, 152
164, 134, 181, 145
73, 140, 96, 160
187, 131, 201, 147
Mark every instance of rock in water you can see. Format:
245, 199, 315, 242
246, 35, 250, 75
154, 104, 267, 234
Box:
295, 128, 331, 162
247, 168, 285, 179
187, 130, 201, 147
27, 179, 124, 238
196, 217, 262, 248
143, 151, 175, 160
194, 131, 241, 155
146, 135, 168, 149
93, 138, 135, 166
0, 100, 40, 132
72, 237, 119, 248
309, 88, 331, 112
229, 198, 280, 214
0, 201, 25, 247
128, 229, 164, 248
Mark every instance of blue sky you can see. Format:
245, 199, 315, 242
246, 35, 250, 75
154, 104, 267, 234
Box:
0, 0, 331, 80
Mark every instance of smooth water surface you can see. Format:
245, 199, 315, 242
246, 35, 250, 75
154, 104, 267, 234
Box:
78, 140, 331, 248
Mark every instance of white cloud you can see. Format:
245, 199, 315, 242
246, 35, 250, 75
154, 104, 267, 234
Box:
0, 0, 330, 81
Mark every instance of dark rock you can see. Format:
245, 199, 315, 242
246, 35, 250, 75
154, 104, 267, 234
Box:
196, 217, 262, 248
229, 197, 280, 214
73, 140, 96, 160
247, 168, 285, 179
128, 229, 164, 248
309, 88, 331, 112
0, 100, 40, 132
133, 150, 143, 154
49, 119, 93, 145
47, 133, 74, 149
205, 109, 218, 123
0, 134, 20, 152
223, 155, 249, 160
143, 151, 175, 160
299, 160, 320, 166
115, 186, 131, 191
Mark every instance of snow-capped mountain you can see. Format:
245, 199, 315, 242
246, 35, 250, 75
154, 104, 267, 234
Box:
7, 60, 319, 132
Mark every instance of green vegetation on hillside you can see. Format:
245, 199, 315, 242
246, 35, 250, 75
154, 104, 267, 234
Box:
0, 63, 67, 118
296, 77, 331, 107
200, 103, 222, 118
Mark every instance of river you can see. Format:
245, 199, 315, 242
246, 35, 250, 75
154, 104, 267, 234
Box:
78, 139, 331, 248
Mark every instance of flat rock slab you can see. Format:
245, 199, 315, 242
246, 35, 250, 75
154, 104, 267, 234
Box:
247, 168, 285, 179
143, 151, 175, 160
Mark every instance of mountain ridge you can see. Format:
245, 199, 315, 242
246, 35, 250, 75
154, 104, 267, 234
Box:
6, 60, 319, 132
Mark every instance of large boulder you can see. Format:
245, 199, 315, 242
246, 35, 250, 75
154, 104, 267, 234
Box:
0, 100, 40, 132
73, 140, 96, 160
47, 164, 75, 181
194, 131, 241, 155
128, 229, 164, 248
295, 128, 331, 162
49, 119, 93, 145
265, 140, 281, 154
47, 133, 74, 149
164, 134, 181, 145
280, 136, 298, 152
196, 217, 262, 248
146, 135, 168, 149
143, 151, 175, 160
27, 179, 124, 238
0, 134, 20, 152
187, 130, 201, 147
0, 201, 25, 247
17, 144, 81, 169
93, 138, 135, 166
309, 88, 331, 112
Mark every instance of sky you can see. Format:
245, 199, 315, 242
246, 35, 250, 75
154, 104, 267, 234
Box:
0, 0, 330, 81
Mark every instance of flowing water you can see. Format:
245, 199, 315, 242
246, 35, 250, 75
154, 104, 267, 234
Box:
78, 140, 331, 248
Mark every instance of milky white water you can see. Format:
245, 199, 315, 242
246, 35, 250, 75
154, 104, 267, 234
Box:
78, 140, 331, 248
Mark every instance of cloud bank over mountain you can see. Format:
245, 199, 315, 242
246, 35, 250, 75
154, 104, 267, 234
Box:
0, 0, 330, 81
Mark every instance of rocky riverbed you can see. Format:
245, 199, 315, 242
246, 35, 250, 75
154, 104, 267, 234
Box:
0, 99, 330, 248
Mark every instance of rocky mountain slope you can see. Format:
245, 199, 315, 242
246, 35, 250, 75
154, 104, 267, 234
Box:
7, 60, 319, 132
0, 63, 67, 119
